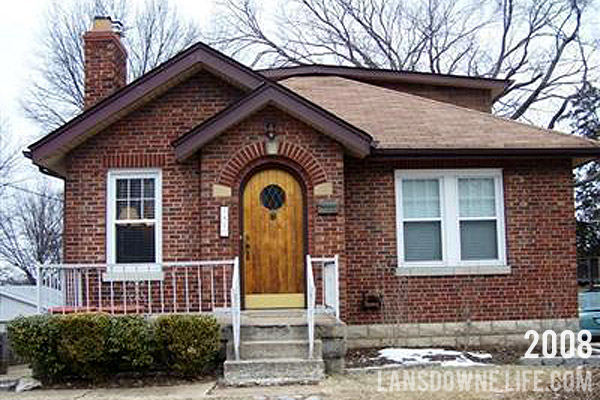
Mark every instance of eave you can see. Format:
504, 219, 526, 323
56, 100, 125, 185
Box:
260, 65, 511, 98
369, 147, 600, 167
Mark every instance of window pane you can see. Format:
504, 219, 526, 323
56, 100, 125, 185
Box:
116, 224, 155, 263
116, 179, 128, 199
404, 221, 442, 261
129, 179, 142, 198
460, 220, 498, 260
402, 179, 440, 219
458, 178, 496, 218
116, 200, 128, 220
143, 200, 155, 219
128, 200, 142, 220
143, 179, 154, 198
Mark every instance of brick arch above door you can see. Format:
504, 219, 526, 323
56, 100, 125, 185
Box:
216, 141, 328, 187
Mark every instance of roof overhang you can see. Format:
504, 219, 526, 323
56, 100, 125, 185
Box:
260, 65, 511, 98
27, 42, 266, 176
370, 147, 600, 167
173, 83, 373, 160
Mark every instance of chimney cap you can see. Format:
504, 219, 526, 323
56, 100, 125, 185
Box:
92, 16, 123, 35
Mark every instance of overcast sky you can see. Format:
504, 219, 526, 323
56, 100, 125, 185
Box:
0, 0, 217, 164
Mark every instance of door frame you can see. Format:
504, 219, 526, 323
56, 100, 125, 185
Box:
238, 161, 309, 310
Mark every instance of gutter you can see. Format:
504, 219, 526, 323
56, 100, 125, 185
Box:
22, 151, 66, 180
370, 147, 600, 158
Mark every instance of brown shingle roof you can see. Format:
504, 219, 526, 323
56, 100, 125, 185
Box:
281, 76, 600, 151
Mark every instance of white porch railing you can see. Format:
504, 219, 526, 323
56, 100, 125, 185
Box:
34, 255, 338, 362
306, 254, 340, 359
35, 260, 238, 315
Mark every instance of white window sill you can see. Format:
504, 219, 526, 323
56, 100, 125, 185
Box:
102, 271, 164, 282
395, 264, 511, 276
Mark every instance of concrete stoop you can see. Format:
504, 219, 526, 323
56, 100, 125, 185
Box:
224, 358, 325, 386
223, 323, 326, 385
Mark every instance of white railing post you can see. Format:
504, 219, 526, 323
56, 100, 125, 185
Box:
334, 254, 340, 321
230, 257, 241, 360
306, 255, 315, 359
36, 265, 42, 314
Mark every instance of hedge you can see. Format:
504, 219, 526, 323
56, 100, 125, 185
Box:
155, 315, 221, 376
7, 313, 220, 382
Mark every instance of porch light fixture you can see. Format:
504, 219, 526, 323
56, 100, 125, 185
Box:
264, 119, 276, 140
264, 118, 279, 155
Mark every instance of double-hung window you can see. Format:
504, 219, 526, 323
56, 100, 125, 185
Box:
395, 169, 507, 275
106, 169, 162, 280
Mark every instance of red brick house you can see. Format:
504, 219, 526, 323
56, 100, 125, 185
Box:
25, 18, 600, 382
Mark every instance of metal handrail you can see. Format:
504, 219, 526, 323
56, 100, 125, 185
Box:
306, 254, 316, 359
310, 255, 340, 320
35, 259, 237, 315
230, 257, 241, 360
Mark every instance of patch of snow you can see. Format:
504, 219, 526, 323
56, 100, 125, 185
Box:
378, 348, 492, 367
468, 351, 493, 359
15, 377, 41, 393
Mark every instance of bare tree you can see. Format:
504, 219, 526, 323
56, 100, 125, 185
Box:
207, 0, 598, 127
22, 0, 201, 130
0, 116, 17, 199
0, 184, 63, 284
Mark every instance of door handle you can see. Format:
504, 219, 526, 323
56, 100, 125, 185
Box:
244, 234, 250, 259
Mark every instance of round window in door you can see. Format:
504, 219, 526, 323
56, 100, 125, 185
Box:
260, 184, 286, 210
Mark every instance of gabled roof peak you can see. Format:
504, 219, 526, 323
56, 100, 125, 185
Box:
27, 41, 267, 176
173, 82, 372, 160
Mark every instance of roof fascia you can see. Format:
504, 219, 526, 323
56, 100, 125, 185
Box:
260, 65, 510, 97
370, 147, 600, 157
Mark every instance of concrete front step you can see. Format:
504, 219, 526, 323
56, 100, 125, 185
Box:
228, 339, 323, 360
223, 358, 325, 386
241, 324, 307, 341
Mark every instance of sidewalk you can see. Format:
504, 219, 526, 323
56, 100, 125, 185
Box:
0, 365, 591, 399
0, 382, 217, 400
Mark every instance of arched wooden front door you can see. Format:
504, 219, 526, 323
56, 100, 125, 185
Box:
242, 168, 305, 309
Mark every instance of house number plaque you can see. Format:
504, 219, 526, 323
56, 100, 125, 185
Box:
317, 200, 338, 215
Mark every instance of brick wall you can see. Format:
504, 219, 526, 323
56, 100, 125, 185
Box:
63, 67, 576, 325
64, 68, 347, 313
64, 70, 243, 264
344, 157, 578, 325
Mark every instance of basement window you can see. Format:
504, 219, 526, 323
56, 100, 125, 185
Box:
394, 169, 509, 276
106, 169, 163, 281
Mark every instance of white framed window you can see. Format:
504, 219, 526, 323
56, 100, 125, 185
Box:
106, 169, 163, 280
395, 169, 508, 276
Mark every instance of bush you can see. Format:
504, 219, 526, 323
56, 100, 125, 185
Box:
7, 315, 66, 380
155, 314, 221, 376
55, 313, 112, 379
107, 315, 155, 372
7, 313, 219, 381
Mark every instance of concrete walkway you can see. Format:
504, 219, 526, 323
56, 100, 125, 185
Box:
0, 382, 217, 400
0, 365, 589, 399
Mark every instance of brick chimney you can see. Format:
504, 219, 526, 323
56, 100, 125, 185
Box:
83, 16, 127, 108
